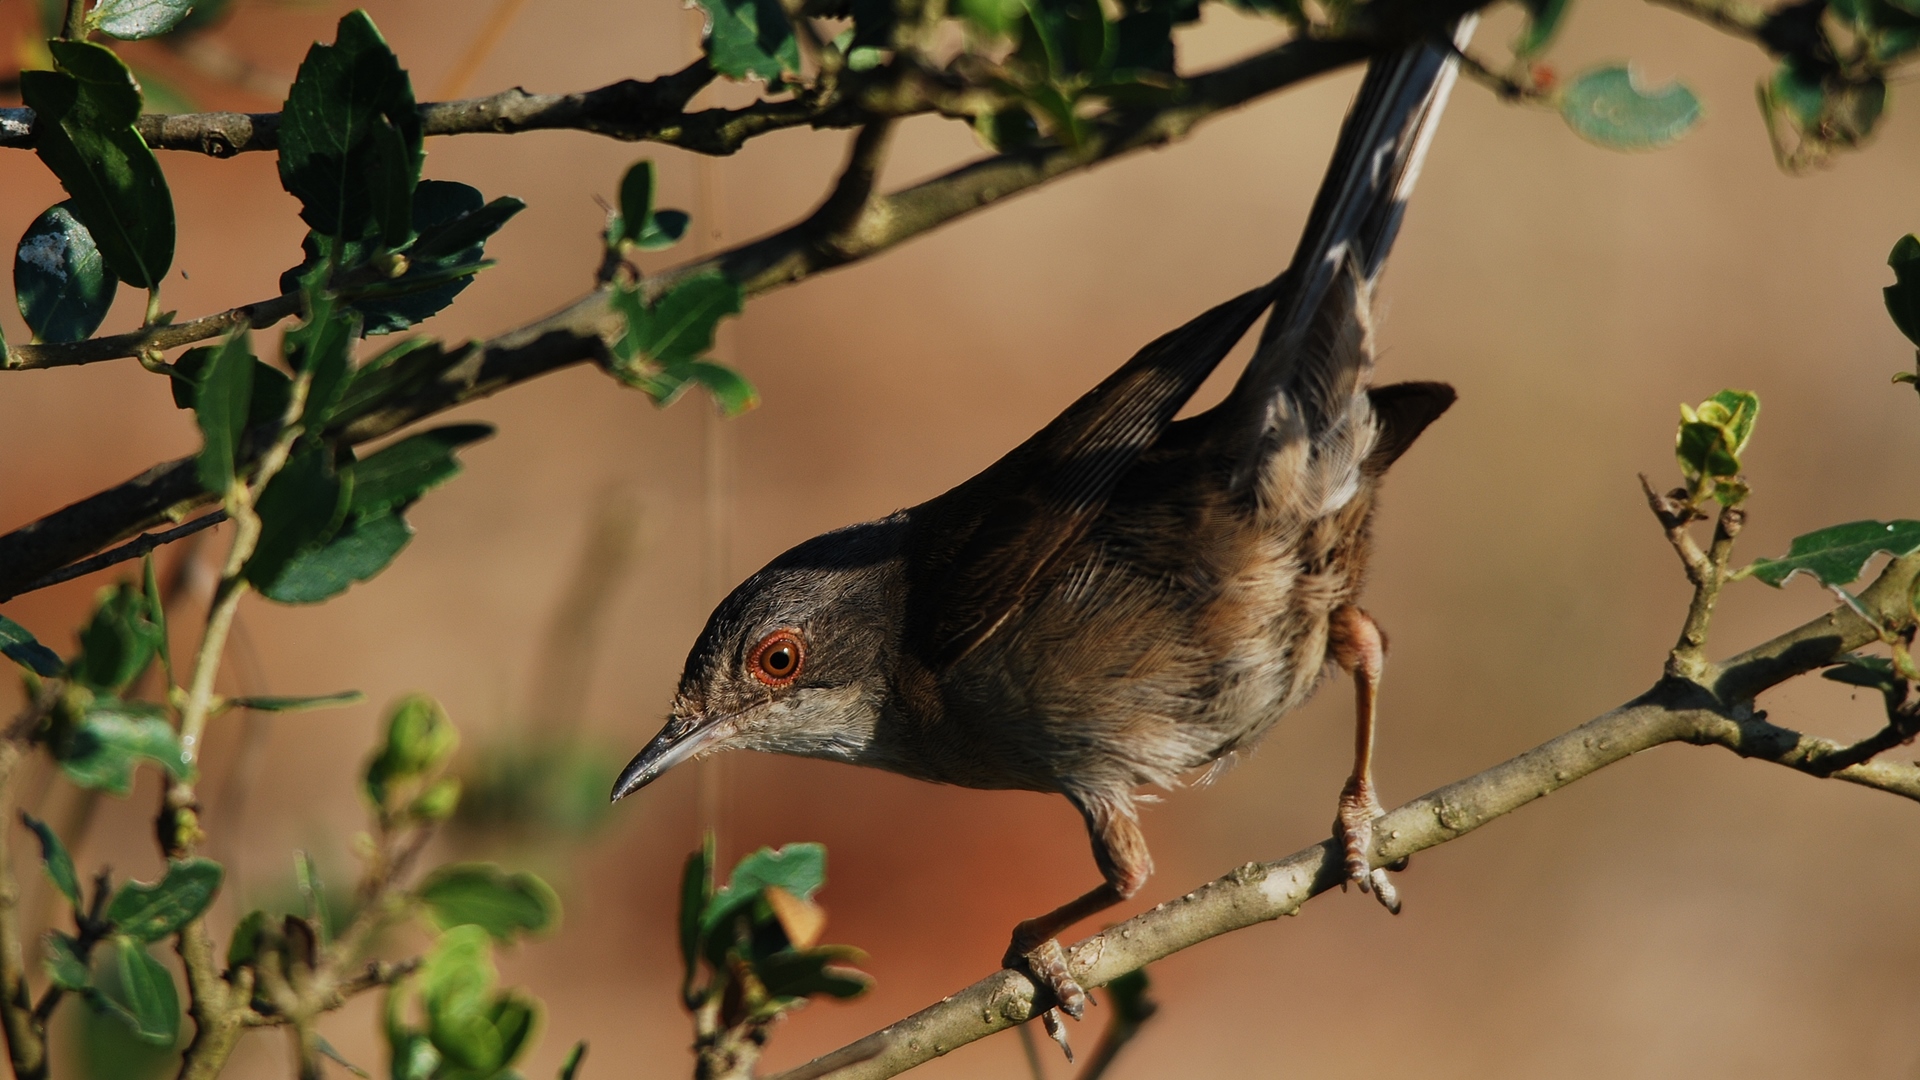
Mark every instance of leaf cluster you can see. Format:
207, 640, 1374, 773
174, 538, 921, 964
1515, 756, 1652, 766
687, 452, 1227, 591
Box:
679, 837, 872, 1033
24, 814, 222, 1046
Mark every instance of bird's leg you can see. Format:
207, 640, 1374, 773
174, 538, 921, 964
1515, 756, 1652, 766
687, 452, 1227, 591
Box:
1329, 604, 1401, 914
1004, 796, 1150, 1058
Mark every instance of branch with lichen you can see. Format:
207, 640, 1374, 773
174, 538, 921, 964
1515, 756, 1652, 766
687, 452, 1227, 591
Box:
765, 536, 1920, 1080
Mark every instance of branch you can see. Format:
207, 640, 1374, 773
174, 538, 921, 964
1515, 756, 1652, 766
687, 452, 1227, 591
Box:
0, 29, 1398, 599
769, 551, 1920, 1080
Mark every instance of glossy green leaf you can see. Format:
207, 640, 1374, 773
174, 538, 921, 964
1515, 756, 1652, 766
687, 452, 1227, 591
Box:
693, 0, 800, 80
15, 202, 117, 344
1516, 0, 1572, 56
1884, 234, 1920, 348
0, 615, 63, 677
225, 909, 265, 969
192, 331, 254, 497
91, 0, 195, 40
258, 512, 412, 604
364, 693, 458, 808
99, 936, 178, 1045
56, 698, 189, 795
755, 944, 872, 1000
1743, 520, 1920, 587
244, 441, 349, 591
416, 863, 560, 941
1559, 65, 1701, 150
228, 690, 363, 712
558, 1041, 588, 1080
72, 581, 162, 692
106, 858, 222, 942
278, 10, 421, 240
702, 843, 825, 936
347, 424, 493, 518
331, 337, 452, 426
21, 812, 81, 907
44, 932, 89, 990
20, 41, 174, 288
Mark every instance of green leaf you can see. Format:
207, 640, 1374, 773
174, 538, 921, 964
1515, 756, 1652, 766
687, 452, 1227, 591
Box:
347, 424, 493, 518
1884, 234, 1920, 348
142, 553, 169, 681
56, 698, 190, 795
72, 581, 162, 692
421, 925, 502, 1071
105, 858, 222, 942
91, 0, 195, 40
703, 843, 826, 936
257, 511, 412, 604
278, 10, 422, 240
15, 201, 118, 344
679, 835, 714, 977
613, 161, 691, 252
558, 1041, 588, 1080
225, 909, 265, 969
20, 41, 174, 288
364, 694, 458, 809
228, 690, 363, 712
1759, 59, 1885, 170
99, 936, 179, 1045
21, 812, 81, 907
1559, 64, 1702, 150
1743, 520, 1920, 588
693, 0, 800, 80
0, 615, 63, 677
607, 273, 749, 410
754, 944, 873, 1000
415, 863, 560, 941
1516, 0, 1572, 57
1822, 653, 1902, 692
243, 441, 349, 591
44, 932, 89, 990
279, 183, 522, 336
192, 331, 255, 497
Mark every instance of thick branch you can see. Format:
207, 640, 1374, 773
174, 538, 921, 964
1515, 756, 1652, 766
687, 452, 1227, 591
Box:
771, 553, 1920, 1080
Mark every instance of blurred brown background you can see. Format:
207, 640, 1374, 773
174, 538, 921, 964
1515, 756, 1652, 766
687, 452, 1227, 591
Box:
3, 0, 1920, 1076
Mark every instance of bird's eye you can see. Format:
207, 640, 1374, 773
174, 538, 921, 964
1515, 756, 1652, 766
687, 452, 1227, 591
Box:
750, 630, 805, 687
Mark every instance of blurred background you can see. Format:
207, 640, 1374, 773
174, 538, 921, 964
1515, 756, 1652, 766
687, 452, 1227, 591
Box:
2, 0, 1919, 1076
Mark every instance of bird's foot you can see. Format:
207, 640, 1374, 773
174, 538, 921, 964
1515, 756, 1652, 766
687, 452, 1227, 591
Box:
1006, 935, 1089, 1021
1336, 777, 1401, 914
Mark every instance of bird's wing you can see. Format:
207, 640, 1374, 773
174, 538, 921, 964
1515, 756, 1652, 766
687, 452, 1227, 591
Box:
904, 25, 1470, 670
904, 282, 1280, 668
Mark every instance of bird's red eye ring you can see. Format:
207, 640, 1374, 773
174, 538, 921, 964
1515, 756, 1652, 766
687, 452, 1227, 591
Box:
750, 630, 805, 687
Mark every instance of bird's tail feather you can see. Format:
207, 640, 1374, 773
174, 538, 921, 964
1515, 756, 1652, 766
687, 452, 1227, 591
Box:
1222, 19, 1473, 453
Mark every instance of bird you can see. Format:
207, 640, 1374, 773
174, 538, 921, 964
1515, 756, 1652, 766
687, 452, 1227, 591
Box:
613, 21, 1471, 1049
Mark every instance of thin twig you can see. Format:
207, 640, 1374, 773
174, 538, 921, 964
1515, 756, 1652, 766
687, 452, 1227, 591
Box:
10, 511, 226, 598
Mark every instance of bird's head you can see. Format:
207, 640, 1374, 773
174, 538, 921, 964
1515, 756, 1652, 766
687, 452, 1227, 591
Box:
611, 517, 906, 802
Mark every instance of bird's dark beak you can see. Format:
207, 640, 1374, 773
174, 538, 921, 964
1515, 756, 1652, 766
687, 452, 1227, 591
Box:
610, 714, 735, 802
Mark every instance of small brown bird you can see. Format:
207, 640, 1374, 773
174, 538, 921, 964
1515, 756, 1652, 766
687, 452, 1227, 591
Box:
614, 25, 1469, 1040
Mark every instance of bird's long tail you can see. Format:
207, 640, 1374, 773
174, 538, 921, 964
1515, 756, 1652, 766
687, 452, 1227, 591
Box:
1219, 18, 1474, 464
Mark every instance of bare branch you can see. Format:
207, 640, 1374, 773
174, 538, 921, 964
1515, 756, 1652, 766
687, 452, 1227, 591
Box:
769, 552, 1920, 1080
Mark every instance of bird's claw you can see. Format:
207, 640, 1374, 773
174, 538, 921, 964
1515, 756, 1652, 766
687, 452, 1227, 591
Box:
1022, 937, 1089, 1020
1337, 778, 1401, 914
1040, 1007, 1075, 1061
